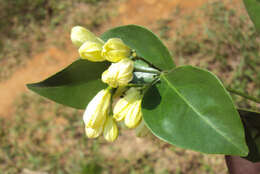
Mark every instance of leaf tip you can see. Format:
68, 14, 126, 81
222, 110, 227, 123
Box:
240, 146, 249, 157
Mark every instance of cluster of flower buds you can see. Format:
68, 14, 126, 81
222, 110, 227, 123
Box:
71, 26, 145, 142
71, 26, 130, 63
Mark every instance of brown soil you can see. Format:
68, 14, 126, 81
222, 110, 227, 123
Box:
101, 0, 212, 33
0, 45, 76, 117
113, 0, 205, 25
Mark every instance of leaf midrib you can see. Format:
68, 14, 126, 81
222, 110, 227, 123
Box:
161, 74, 246, 154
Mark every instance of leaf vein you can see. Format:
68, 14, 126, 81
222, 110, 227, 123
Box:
162, 75, 245, 153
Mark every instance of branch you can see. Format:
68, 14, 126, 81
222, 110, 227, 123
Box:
227, 87, 260, 104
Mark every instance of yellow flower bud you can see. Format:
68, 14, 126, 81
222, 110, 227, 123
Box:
113, 88, 142, 128
83, 89, 111, 129
79, 41, 105, 62
71, 26, 104, 47
85, 125, 103, 138
103, 117, 118, 142
124, 100, 142, 128
102, 38, 131, 62
102, 58, 134, 88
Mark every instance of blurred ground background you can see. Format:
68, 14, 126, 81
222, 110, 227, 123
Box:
0, 0, 259, 173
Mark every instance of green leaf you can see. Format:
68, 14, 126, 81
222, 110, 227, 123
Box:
101, 25, 175, 70
27, 59, 109, 109
238, 109, 260, 162
133, 59, 161, 74
243, 0, 260, 32
142, 66, 248, 156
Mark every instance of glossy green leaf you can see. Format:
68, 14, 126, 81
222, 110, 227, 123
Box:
243, 0, 260, 32
101, 25, 175, 70
238, 109, 260, 162
27, 59, 109, 109
133, 59, 161, 74
142, 66, 248, 156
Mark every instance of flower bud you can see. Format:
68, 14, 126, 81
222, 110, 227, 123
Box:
85, 126, 103, 138
102, 38, 131, 62
124, 100, 142, 128
71, 26, 104, 47
83, 89, 111, 129
102, 58, 134, 88
79, 41, 105, 62
103, 117, 118, 142
113, 88, 142, 128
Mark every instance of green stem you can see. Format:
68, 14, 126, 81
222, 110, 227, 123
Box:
227, 87, 260, 104
127, 84, 144, 87
142, 77, 160, 94
108, 87, 116, 116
